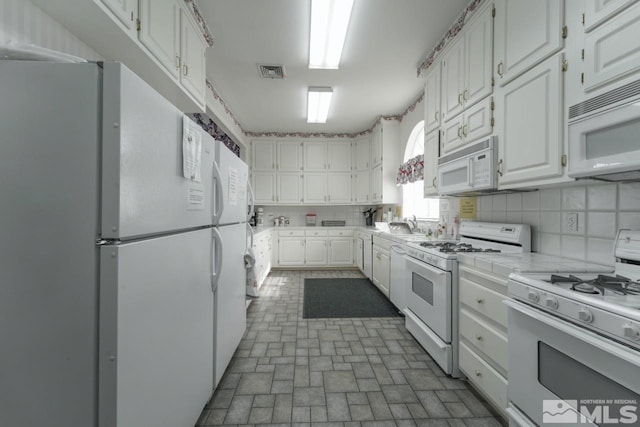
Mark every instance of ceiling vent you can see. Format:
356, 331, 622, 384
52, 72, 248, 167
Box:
258, 64, 287, 79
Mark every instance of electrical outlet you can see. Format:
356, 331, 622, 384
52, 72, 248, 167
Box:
567, 212, 579, 232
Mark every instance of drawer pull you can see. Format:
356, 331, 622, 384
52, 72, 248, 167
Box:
476, 298, 484, 304
475, 370, 482, 377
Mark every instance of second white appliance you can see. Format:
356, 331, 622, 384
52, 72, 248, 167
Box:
211, 140, 250, 388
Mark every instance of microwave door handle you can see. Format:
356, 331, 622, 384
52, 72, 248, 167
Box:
467, 157, 473, 187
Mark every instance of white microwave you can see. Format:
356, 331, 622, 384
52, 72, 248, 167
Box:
568, 79, 640, 181
437, 136, 497, 196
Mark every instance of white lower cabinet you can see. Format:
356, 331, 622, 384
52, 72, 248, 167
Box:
328, 238, 354, 266
371, 245, 390, 297
305, 237, 328, 266
278, 236, 305, 266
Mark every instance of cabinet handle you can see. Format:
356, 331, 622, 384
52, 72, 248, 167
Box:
476, 297, 484, 304
457, 127, 463, 138
463, 89, 468, 101
497, 61, 504, 77
328, 195, 331, 202
497, 159, 503, 177
462, 124, 468, 137
435, 111, 440, 122
432, 177, 436, 187
175, 55, 181, 70
458, 93, 463, 105
475, 334, 483, 341
475, 370, 482, 377
183, 64, 189, 76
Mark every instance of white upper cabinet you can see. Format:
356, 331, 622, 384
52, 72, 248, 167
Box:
496, 54, 564, 187
423, 129, 440, 197
303, 141, 327, 171
277, 141, 303, 171
584, 0, 637, 32
371, 165, 383, 203
251, 141, 276, 171
100, 0, 138, 34
179, 8, 207, 106
327, 142, 352, 171
583, 2, 640, 93
371, 127, 383, 166
442, 97, 494, 154
327, 173, 352, 204
252, 171, 276, 204
277, 172, 303, 204
424, 62, 442, 135
354, 137, 370, 171
303, 172, 327, 204
355, 170, 370, 203
442, 3, 494, 122
138, 0, 180, 79
494, 0, 564, 86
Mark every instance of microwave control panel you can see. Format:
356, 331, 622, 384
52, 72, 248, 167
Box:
472, 153, 492, 187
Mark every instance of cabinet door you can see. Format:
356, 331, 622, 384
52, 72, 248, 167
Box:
355, 170, 370, 203
278, 238, 305, 266
305, 238, 328, 266
423, 129, 440, 197
441, 40, 465, 122
497, 54, 563, 186
327, 173, 352, 204
277, 141, 302, 171
252, 172, 276, 204
303, 173, 327, 204
378, 250, 390, 296
328, 238, 354, 266
584, 0, 637, 32
464, 5, 493, 108
303, 141, 327, 171
463, 97, 493, 143
370, 127, 382, 166
424, 63, 442, 135
277, 172, 302, 204
354, 138, 370, 170
180, 9, 207, 106
371, 165, 383, 203
442, 113, 465, 154
584, 2, 640, 93
100, 0, 138, 33
494, 0, 564, 86
252, 142, 276, 171
327, 141, 352, 171
139, 0, 180, 79
356, 238, 364, 271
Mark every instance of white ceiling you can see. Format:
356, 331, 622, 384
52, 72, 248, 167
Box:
196, 0, 469, 134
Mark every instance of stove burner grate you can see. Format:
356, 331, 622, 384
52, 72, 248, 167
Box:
550, 274, 640, 295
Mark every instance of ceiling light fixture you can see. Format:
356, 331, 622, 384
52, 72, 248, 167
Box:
309, 0, 354, 69
307, 87, 333, 123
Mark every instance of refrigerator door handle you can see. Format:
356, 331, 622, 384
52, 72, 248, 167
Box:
211, 227, 224, 292
212, 161, 225, 224
247, 223, 254, 248
247, 180, 255, 221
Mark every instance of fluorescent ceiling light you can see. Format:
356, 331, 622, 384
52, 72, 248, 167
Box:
307, 87, 333, 123
309, 0, 354, 69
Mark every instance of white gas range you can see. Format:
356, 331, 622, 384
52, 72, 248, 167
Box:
401, 222, 531, 378
507, 229, 640, 427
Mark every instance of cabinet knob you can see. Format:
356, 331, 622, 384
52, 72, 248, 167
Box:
476, 298, 484, 304
475, 334, 483, 341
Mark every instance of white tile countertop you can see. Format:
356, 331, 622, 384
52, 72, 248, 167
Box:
458, 252, 613, 277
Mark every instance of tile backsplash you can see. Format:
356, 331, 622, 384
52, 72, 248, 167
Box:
466, 182, 640, 265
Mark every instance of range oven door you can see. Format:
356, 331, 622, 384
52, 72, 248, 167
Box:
506, 299, 640, 426
404, 255, 452, 342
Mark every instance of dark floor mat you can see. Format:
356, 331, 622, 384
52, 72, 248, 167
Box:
303, 278, 401, 319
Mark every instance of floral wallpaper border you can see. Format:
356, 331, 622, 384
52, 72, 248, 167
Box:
417, 0, 486, 77
183, 0, 215, 47
188, 113, 241, 158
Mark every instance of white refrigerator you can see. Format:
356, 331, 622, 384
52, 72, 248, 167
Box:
211, 140, 249, 388
0, 61, 246, 427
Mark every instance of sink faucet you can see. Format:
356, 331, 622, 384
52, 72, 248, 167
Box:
407, 215, 418, 233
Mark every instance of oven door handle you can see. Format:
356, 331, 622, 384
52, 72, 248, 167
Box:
404, 255, 448, 279
505, 299, 640, 366
391, 245, 407, 255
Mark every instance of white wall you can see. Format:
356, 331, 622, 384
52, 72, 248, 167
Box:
1, 0, 101, 60
399, 97, 424, 160
451, 182, 640, 266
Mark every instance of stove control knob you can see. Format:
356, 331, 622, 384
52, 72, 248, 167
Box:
622, 323, 640, 341
545, 296, 559, 310
527, 290, 540, 303
578, 308, 593, 323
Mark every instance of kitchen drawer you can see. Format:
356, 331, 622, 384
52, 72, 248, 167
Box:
372, 235, 393, 250
459, 342, 508, 420
305, 229, 328, 237
327, 229, 354, 237
279, 229, 305, 237
460, 308, 508, 373
459, 275, 508, 328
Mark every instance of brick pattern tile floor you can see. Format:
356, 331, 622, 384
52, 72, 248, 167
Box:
196, 269, 503, 427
